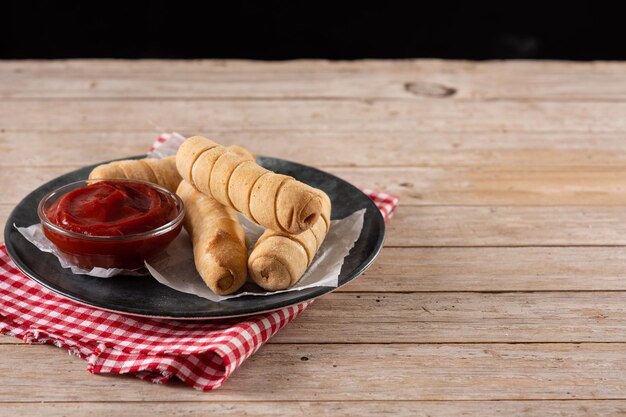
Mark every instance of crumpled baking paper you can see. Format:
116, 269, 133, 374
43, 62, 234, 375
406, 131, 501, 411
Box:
14, 223, 148, 277
146, 209, 364, 302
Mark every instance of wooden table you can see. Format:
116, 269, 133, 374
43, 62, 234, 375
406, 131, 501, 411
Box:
1, 60, 626, 416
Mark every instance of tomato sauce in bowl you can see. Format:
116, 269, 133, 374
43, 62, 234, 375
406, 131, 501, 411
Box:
38, 179, 184, 270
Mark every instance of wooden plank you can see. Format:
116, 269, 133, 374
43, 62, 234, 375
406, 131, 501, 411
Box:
1, 343, 626, 401
2, 400, 626, 417
0, 167, 74, 206
7, 164, 626, 207
5, 59, 626, 414
0, 336, 18, 345
2, 100, 626, 133
8, 131, 626, 168
0, 131, 150, 167
2, 60, 626, 101
385, 206, 626, 247
349, 247, 626, 292
2, 292, 626, 345
332, 166, 626, 206
1, 245, 625, 294
6, 205, 626, 247
272, 292, 626, 343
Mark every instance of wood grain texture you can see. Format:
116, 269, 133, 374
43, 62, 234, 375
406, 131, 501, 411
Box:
6, 131, 626, 168
8, 163, 626, 206
333, 166, 626, 206
271, 291, 626, 343
2, 60, 626, 415
385, 206, 626, 247
350, 247, 626, 292
2, 59, 626, 101
2, 343, 626, 401
6, 205, 626, 247
1, 292, 625, 345
7, 206, 626, 291
2, 100, 626, 133
2, 401, 626, 417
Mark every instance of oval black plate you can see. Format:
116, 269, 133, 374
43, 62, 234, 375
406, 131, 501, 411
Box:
4, 156, 385, 319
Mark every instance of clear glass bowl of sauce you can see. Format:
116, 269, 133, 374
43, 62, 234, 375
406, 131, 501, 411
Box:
38, 179, 184, 270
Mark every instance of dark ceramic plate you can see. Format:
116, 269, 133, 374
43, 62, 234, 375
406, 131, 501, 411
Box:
4, 156, 385, 319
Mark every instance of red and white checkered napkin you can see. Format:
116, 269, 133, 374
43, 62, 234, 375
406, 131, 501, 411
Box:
0, 251, 311, 390
0, 134, 399, 391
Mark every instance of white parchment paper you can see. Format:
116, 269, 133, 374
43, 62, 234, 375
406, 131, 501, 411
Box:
146, 209, 365, 302
14, 223, 148, 277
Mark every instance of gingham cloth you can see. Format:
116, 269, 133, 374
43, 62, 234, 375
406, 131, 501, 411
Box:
0, 134, 399, 391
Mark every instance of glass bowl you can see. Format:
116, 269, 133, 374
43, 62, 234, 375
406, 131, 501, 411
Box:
38, 178, 184, 270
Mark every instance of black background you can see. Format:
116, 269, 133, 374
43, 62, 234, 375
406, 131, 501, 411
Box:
2, 2, 624, 60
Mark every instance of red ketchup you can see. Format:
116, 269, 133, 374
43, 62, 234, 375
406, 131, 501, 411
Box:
42, 180, 182, 269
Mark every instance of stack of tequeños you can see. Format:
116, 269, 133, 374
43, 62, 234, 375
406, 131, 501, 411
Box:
87, 135, 331, 295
